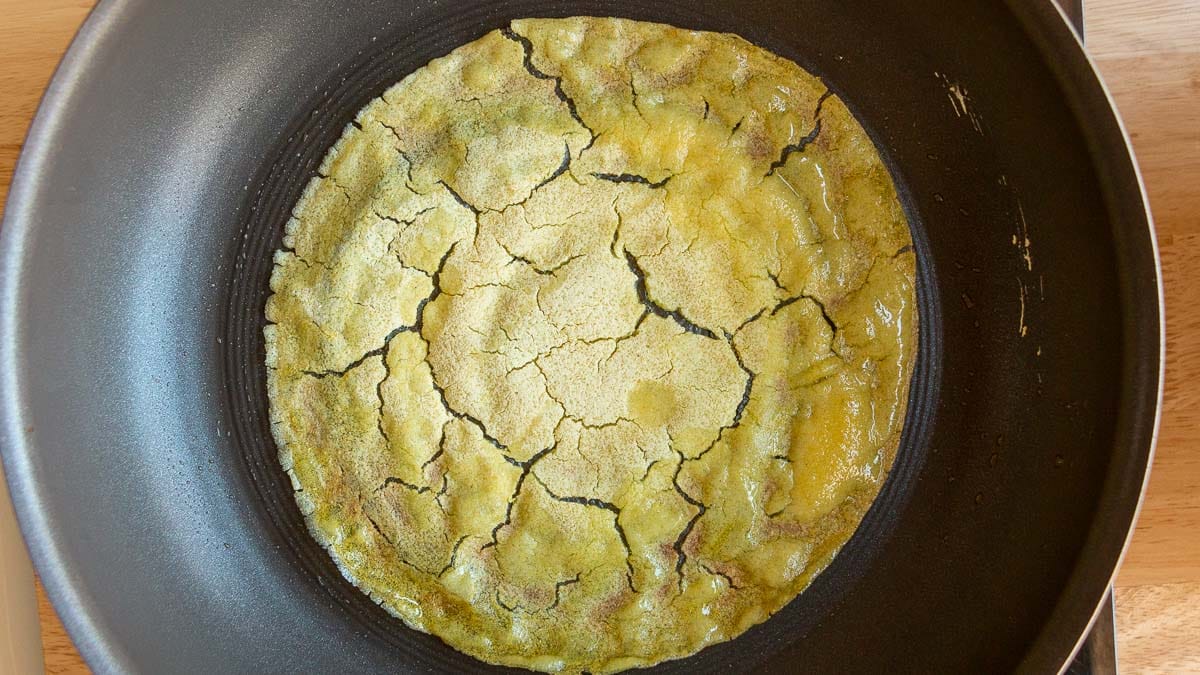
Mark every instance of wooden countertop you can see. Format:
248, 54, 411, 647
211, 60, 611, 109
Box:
2, 0, 1196, 672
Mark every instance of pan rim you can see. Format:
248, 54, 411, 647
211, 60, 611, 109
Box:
0, 1, 1163, 673
1014, 0, 1164, 671
0, 0, 137, 672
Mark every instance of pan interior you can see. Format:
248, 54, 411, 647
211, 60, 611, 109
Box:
227, 11, 940, 672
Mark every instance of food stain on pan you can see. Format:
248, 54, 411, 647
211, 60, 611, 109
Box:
1017, 278, 1029, 338
1015, 199, 1033, 339
1014, 202, 1033, 272
999, 173, 1041, 341
935, 72, 984, 135
1013, 198, 1042, 340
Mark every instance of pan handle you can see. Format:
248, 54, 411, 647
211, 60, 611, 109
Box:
1064, 590, 1118, 675
1052, 0, 1085, 38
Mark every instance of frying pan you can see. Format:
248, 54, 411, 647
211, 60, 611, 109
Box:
0, 0, 1162, 672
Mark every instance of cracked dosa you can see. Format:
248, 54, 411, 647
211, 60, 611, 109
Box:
265, 16, 916, 674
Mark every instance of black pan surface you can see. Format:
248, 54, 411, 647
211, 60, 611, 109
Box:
0, 0, 1161, 673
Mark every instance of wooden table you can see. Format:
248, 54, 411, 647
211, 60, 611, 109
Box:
2, 0, 1196, 672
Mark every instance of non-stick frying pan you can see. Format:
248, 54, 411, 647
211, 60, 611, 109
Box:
0, 0, 1162, 672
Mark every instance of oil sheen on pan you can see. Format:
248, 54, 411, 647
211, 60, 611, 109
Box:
265, 16, 917, 674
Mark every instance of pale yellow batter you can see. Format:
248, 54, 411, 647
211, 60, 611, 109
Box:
266, 17, 916, 673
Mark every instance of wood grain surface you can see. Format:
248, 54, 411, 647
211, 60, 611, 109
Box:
1, 0, 1196, 672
